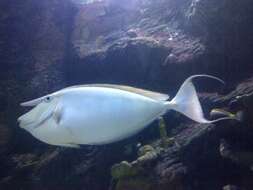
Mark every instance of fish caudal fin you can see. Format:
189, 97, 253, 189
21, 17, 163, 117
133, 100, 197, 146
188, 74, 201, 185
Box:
166, 74, 230, 123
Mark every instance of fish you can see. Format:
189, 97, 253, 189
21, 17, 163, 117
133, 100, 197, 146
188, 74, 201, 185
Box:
18, 74, 230, 148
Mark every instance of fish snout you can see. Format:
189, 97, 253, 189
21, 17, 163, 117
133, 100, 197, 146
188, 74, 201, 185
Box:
17, 117, 21, 124
17, 117, 24, 129
17, 115, 26, 128
20, 97, 45, 107
17, 114, 33, 129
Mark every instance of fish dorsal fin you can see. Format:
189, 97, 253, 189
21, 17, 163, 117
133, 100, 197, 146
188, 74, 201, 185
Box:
63, 84, 169, 101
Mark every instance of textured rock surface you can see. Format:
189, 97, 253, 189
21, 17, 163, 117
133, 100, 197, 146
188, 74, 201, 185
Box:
1, 0, 253, 190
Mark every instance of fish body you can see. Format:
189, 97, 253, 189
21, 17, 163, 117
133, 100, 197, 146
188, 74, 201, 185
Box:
18, 75, 229, 147
20, 87, 167, 146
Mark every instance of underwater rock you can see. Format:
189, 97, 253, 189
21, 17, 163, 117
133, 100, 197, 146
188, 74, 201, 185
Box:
223, 184, 240, 190
111, 143, 158, 190
229, 92, 253, 110
67, 0, 209, 89
229, 92, 253, 124
111, 161, 138, 179
126, 29, 138, 38
220, 139, 253, 171
111, 116, 182, 190
158, 117, 175, 148
114, 176, 153, 190
209, 108, 244, 123
111, 144, 159, 180
68, 0, 253, 89
1, 0, 77, 153
185, 0, 253, 80
133, 145, 159, 166
111, 117, 173, 181
2, 0, 253, 190
162, 53, 177, 66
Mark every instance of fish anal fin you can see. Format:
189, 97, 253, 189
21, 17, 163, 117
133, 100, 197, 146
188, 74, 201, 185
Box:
58, 143, 81, 148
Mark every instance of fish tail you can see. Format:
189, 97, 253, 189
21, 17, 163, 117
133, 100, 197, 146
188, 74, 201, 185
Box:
165, 74, 231, 123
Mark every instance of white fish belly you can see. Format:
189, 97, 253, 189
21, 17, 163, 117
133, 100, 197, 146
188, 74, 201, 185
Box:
60, 88, 166, 145
30, 118, 73, 146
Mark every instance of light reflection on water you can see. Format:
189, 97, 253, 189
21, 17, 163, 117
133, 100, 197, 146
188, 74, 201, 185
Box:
73, 0, 104, 5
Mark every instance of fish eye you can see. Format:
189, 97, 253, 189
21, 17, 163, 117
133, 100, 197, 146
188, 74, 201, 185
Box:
45, 96, 51, 102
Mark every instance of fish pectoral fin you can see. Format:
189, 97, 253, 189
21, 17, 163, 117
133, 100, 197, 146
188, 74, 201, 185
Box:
59, 143, 81, 148
53, 102, 64, 125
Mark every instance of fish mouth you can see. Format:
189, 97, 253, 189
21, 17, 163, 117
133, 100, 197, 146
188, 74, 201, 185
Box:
18, 96, 59, 131
17, 117, 33, 127
18, 104, 55, 130
18, 113, 52, 130
18, 117, 37, 130
19, 121, 39, 130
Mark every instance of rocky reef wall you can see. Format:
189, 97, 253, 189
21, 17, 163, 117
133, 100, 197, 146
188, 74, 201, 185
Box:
1, 0, 253, 189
